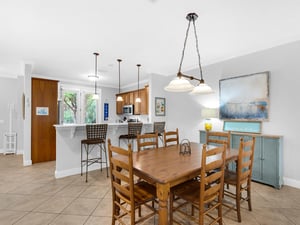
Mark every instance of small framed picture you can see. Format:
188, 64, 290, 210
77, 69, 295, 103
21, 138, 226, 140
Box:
155, 97, 166, 116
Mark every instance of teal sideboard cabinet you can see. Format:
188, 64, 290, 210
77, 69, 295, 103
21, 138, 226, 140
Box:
199, 130, 283, 189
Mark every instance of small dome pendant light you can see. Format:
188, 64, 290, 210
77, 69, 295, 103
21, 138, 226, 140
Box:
135, 64, 141, 103
116, 59, 123, 102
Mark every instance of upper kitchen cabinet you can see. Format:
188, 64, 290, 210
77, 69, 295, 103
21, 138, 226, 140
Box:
116, 86, 149, 115
134, 86, 149, 115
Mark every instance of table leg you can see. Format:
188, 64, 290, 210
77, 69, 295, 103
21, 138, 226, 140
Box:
156, 183, 170, 225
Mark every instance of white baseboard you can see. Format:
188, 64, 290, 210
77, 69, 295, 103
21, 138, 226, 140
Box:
55, 164, 107, 179
283, 177, 300, 189
23, 160, 32, 166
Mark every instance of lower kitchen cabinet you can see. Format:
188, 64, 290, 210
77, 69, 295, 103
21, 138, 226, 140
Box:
200, 130, 283, 189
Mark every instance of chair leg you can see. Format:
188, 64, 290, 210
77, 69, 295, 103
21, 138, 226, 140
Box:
247, 182, 252, 211
86, 145, 88, 183
81, 144, 83, 176
236, 185, 241, 222
103, 143, 109, 177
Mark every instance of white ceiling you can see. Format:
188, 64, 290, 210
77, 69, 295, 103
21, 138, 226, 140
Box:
1, 0, 300, 88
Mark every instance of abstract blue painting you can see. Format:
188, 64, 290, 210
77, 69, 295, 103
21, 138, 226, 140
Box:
219, 72, 269, 120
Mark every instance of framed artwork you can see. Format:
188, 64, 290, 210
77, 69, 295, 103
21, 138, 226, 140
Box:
219, 71, 269, 120
36, 107, 49, 116
223, 120, 262, 133
155, 97, 166, 116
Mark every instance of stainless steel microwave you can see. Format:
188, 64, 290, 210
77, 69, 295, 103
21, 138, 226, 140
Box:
123, 104, 134, 115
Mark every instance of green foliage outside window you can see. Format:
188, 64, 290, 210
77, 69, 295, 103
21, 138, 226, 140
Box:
85, 94, 96, 123
63, 92, 77, 123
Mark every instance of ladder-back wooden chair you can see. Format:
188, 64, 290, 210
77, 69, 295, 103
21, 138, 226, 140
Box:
223, 137, 256, 222
137, 132, 159, 152
163, 128, 179, 147
107, 139, 157, 225
170, 144, 226, 225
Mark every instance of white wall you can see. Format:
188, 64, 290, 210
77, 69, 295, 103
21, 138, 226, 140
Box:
0, 76, 24, 154
158, 40, 300, 188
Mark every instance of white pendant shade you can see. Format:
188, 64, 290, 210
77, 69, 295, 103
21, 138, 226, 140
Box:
116, 96, 123, 102
164, 77, 194, 92
135, 97, 141, 103
92, 94, 99, 100
190, 82, 214, 95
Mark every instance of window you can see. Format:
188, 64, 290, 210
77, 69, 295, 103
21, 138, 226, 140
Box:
59, 85, 100, 124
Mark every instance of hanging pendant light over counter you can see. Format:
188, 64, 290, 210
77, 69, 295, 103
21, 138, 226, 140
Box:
92, 52, 99, 100
116, 59, 123, 102
135, 64, 141, 103
164, 12, 214, 94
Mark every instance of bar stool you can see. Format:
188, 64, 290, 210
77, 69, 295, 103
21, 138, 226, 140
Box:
146, 121, 165, 146
81, 123, 108, 182
119, 122, 143, 150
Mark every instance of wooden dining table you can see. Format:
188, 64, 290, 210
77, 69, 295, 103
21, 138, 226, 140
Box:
132, 142, 238, 225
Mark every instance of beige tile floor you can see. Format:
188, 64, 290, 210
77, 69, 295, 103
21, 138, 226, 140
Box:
0, 154, 300, 225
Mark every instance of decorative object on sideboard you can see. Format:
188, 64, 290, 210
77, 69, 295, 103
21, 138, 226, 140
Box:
135, 64, 141, 103
164, 12, 213, 94
179, 139, 191, 155
116, 59, 123, 102
90, 52, 99, 100
201, 108, 218, 131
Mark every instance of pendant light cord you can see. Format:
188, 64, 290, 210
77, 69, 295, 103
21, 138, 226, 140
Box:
178, 19, 191, 74
117, 59, 122, 94
192, 19, 204, 81
94, 52, 99, 94
137, 64, 141, 98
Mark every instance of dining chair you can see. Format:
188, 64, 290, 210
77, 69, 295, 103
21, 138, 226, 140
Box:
107, 139, 157, 225
118, 122, 143, 149
163, 128, 179, 147
206, 131, 231, 148
146, 121, 165, 146
81, 124, 108, 182
137, 132, 159, 152
170, 144, 226, 225
223, 137, 256, 222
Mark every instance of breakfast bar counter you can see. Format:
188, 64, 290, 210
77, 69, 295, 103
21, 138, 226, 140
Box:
54, 123, 152, 178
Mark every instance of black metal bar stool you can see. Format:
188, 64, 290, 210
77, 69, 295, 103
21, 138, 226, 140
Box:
81, 123, 108, 182
118, 122, 143, 150
146, 121, 165, 146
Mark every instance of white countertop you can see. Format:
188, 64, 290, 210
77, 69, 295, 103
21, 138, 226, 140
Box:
54, 122, 152, 129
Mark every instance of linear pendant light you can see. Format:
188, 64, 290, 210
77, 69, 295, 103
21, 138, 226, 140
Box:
164, 12, 213, 94
116, 59, 123, 102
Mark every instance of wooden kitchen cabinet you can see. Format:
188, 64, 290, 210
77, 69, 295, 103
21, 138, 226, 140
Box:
200, 130, 283, 189
116, 86, 149, 115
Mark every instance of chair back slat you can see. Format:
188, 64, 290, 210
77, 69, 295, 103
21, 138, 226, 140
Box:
137, 132, 159, 152
206, 131, 231, 148
163, 128, 179, 147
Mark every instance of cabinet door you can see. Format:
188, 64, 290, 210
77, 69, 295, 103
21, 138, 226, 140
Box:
261, 137, 280, 187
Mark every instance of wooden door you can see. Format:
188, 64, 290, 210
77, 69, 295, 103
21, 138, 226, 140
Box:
31, 78, 58, 163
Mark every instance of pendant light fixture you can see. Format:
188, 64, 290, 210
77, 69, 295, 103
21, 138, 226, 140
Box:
135, 64, 141, 103
164, 12, 213, 94
116, 59, 123, 102
92, 52, 99, 100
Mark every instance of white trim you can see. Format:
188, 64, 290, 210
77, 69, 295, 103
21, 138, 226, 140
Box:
23, 160, 32, 166
283, 177, 300, 189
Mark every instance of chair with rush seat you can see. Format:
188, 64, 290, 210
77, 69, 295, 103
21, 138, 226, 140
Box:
223, 137, 256, 222
108, 139, 157, 225
170, 144, 226, 225
163, 128, 179, 147
118, 122, 143, 149
81, 124, 108, 182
